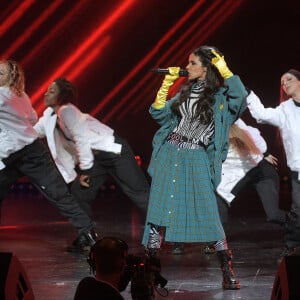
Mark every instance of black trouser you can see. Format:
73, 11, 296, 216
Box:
71, 135, 150, 218
0, 139, 93, 234
285, 171, 300, 248
290, 171, 300, 227
217, 159, 286, 225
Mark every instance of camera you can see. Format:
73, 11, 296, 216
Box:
118, 254, 168, 300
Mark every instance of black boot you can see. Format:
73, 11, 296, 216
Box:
67, 228, 98, 254
217, 249, 240, 290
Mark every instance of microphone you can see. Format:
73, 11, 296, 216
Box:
150, 68, 188, 77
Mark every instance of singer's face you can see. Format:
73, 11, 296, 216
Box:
186, 53, 207, 81
44, 82, 60, 108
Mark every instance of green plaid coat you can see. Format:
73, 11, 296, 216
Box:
142, 75, 248, 244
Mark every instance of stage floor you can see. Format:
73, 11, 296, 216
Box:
0, 185, 290, 300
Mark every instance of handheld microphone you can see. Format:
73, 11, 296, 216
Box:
150, 68, 188, 77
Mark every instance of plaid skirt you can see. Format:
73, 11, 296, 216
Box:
142, 142, 225, 245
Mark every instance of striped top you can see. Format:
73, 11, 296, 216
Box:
170, 80, 214, 148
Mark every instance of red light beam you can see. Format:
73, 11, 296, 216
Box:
2, 0, 64, 59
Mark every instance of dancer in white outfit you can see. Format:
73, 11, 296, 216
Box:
247, 69, 300, 255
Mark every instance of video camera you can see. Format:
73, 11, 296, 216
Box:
118, 254, 168, 300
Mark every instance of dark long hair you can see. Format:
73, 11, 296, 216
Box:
171, 46, 224, 124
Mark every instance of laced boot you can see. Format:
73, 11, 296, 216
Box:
217, 249, 240, 290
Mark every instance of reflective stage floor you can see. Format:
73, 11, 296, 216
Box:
0, 185, 293, 300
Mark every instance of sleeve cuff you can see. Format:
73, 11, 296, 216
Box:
80, 167, 93, 176
263, 151, 270, 157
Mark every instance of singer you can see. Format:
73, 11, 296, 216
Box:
142, 45, 248, 290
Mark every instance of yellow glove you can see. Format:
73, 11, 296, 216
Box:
153, 67, 180, 109
211, 49, 233, 79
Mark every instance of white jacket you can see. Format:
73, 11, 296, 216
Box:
34, 107, 77, 183
247, 91, 300, 179
216, 118, 266, 204
0, 87, 38, 170
34, 104, 122, 182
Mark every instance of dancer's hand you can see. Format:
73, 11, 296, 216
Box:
80, 174, 90, 187
264, 154, 278, 168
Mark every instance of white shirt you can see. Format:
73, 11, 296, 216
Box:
35, 104, 122, 176
216, 118, 266, 204
247, 91, 300, 179
34, 107, 77, 183
0, 86, 38, 170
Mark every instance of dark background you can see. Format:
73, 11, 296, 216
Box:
1, 0, 299, 175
